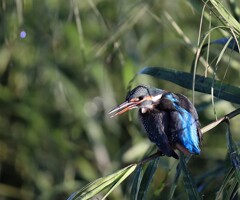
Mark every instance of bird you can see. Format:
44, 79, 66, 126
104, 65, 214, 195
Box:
109, 85, 202, 159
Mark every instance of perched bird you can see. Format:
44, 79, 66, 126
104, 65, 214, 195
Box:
109, 85, 202, 159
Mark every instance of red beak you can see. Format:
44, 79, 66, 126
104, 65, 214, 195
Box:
109, 101, 139, 118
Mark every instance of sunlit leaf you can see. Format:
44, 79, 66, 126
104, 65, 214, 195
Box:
67, 164, 137, 200
102, 164, 137, 200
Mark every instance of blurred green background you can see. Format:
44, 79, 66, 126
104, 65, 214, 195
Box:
0, 0, 240, 199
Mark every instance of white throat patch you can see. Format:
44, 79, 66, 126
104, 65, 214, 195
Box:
151, 94, 162, 102
141, 107, 148, 113
140, 104, 154, 113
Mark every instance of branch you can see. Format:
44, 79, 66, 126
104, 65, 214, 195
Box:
201, 108, 240, 134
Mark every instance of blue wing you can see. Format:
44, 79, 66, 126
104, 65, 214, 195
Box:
160, 93, 201, 154
169, 109, 200, 154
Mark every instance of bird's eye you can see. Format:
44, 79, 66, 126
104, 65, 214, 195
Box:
130, 96, 145, 102
138, 96, 144, 100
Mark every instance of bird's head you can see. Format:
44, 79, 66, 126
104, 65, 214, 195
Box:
109, 85, 164, 117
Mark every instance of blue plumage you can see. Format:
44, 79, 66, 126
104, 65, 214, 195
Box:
168, 98, 200, 154
161, 93, 201, 155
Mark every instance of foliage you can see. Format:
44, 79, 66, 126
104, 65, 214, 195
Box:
0, 0, 240, 200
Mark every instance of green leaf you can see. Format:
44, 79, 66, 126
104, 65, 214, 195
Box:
137, 157, 160, 200
67, 164, 137, 200
139, 67, 240, 105
130, 165, 143, 200
180, 153, 201, 200
102, 164, 137, 200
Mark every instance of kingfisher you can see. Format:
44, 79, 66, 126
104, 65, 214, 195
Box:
109, 85, 202, 159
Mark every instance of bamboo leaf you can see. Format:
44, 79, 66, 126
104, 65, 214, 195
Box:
102, 164, 137, 199
139, 67, 240, 105
130, 165, 143, 200
180, 153, 201, 200
137, 157, 160, 200
67, 164, 137, 200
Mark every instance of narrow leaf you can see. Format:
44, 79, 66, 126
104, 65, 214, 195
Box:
215, 167, 234, 200
102, 164, 137, 199
139, 67, 240, 105
68, 164, 137, 200
130, 165, 143, 200
137, 157, 160, 200
180, 153, 201, 200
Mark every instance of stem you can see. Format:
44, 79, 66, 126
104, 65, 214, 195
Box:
201, 108, 240, 134
139, 151, 163, 165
